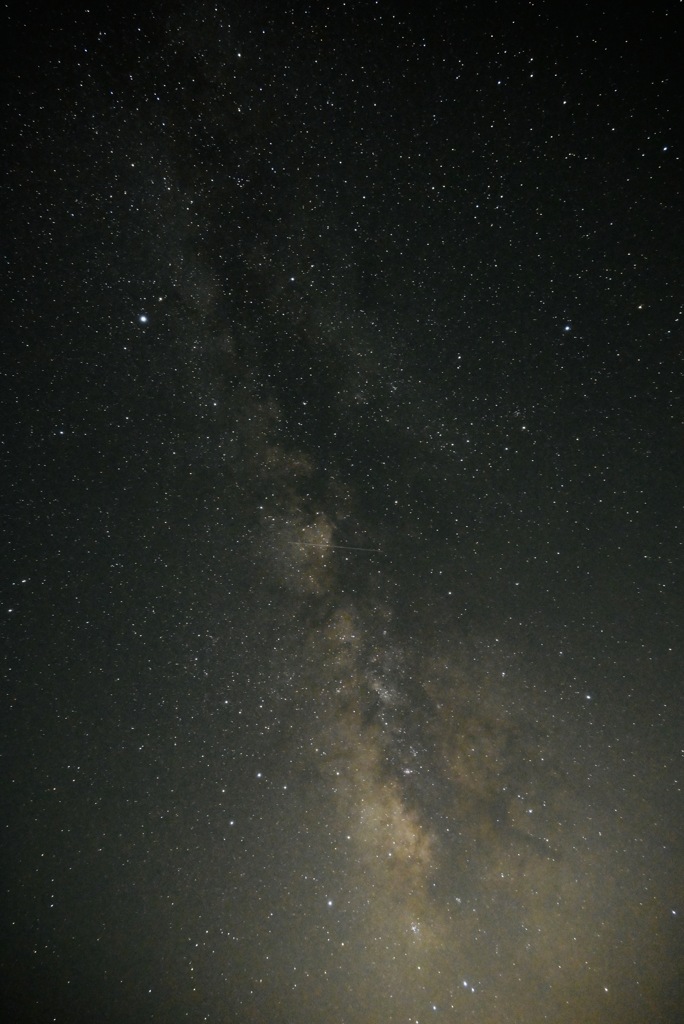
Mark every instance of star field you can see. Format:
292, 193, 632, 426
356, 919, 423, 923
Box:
2, 2, 683, 1022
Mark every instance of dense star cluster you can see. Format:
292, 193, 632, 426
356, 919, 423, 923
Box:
2, 2, 682, 1022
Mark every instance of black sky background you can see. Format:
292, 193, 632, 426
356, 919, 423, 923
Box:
2, 2, 683, 1022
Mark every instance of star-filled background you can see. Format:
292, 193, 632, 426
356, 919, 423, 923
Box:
2, 2, 683, 1021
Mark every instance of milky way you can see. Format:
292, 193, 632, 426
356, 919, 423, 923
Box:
2, 3, 682, 1022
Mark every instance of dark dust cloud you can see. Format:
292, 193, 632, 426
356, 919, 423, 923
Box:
2, 2, 683, 1022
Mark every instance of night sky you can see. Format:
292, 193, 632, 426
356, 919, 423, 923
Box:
2, 2, 683, 1022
